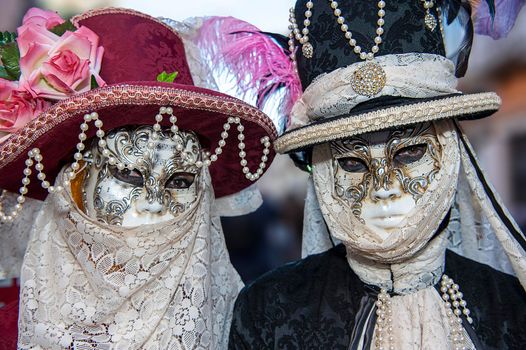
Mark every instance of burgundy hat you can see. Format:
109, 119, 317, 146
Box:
0, 8, 277, 200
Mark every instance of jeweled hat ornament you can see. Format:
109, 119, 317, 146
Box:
0, 8, 278, 223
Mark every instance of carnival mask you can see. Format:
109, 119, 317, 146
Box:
82, 126, 202, 226
330, 122, 442, 240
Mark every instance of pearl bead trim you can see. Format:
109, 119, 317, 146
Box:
328, 0, 386, 61
372, 276, 474, 350
0, 106, 272, 223
375, 288, 395, 350
0, 148, 64, 223
274, 92, 501, 154
441, 275, 473, 350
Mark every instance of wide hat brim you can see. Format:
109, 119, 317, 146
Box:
0, 82, 277, 200
274, 92, 500, 154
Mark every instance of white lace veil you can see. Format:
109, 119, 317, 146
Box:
302, 121, 526, 290
17, 168, 242, 349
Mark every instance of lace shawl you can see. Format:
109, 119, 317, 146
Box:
17, 169, 242, 349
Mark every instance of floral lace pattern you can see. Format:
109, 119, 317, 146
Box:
290, 53, 459, 130
17, 168, 242, 349
347, 233, 448, 295
0, 192, 42, 279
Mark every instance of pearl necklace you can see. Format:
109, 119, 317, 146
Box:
288, 1, 387, 60
373, 275, 474, 350
288, 0, 388, 97
288, 1, 314, 59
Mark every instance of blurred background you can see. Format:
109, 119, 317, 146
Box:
0, 0, 525, 299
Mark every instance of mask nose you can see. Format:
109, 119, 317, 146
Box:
135, 195, 165, 214
370, 184, 402, 202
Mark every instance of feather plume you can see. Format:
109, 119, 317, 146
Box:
473, 0, 525, 39
197, 16, 302, 122
441, 0, 474, 77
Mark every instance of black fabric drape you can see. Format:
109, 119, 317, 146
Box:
228, 244, 526, 350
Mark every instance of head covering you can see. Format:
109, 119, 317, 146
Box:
274, 0, 501, 154
0, 8, 280, 349
0, 8, 277, 203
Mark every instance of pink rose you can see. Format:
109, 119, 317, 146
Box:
0, 79, 50, 142
18, 25, 105, 100
21, 7, 64, 30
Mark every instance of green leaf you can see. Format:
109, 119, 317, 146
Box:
90, 75, 99, 89
0, 65, 16, 81
156, 71, 178, 83
0, 31, 17, 46
0, 42, 21, 80
49, 20, 77, 36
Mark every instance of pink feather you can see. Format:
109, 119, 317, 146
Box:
197, 16, 302, 123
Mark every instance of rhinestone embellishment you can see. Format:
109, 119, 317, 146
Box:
424, 12, 437, 31
302, 42, 314, 59
351, 61, 387, 97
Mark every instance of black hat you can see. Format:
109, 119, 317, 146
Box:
274, 0, 500, 154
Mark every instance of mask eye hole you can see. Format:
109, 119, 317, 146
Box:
337, 157, 368, 173
166, 172, 196, 189
109, 166, 144, 187
394, 144, 427, 165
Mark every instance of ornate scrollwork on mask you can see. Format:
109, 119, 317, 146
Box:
82, 126, 203, 226
387, 123, 441, 200
331, 122, 442, 221
332, 137, 371, 220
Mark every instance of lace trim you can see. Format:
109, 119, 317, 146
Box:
346, 233, 447, 294
290, 53, 459, 129
17, 168, 243, 349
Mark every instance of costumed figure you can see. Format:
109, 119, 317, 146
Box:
0, 8, 279, 349
198, 1, 526, 349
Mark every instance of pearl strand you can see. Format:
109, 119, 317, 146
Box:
288, 2, 314, 58
441, 275, 472, 350
372, 276, 474, 350
0, 147, 63, 223
374, 288, 394, 350
329, 0, 386, 61
288, 1, 387, 61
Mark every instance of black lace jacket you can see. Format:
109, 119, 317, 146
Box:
228, 245, 526, 350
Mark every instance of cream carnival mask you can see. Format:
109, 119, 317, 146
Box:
82, 126, 202, 226
331, 122, 441, 238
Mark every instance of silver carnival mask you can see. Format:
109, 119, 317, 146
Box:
331, 122, 442, 236
82, 126, 202, 226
